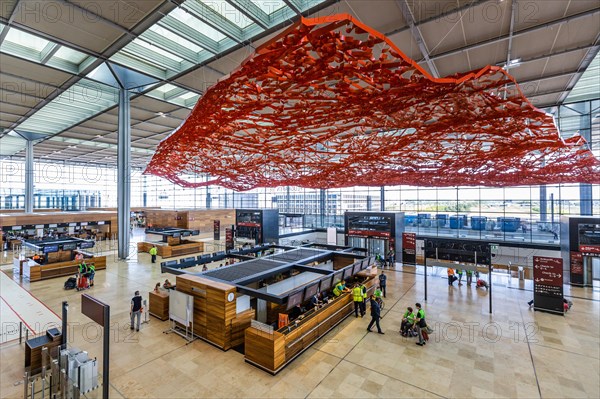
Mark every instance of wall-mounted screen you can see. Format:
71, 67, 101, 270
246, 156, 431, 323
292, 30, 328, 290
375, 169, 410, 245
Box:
286, 290, 304, 310
319, 275, 333, 292
352, 262, 362, 276
342, 267, 353, 283
303, 282, 319, 302
332, 270, 344, 285
62, 243, 77, 251
43, 245, 59, 253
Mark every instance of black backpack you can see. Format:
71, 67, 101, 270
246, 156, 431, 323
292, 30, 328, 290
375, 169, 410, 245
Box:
64, 277, 77, 290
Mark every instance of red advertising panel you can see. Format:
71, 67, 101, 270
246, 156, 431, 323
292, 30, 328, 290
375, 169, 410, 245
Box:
533, 256, 564, 314
579, 245, 600, 256
570, 252, 583, 275
213, 220, 220, 241
401, 232, 416, 265
347, 230, 390, 238
237, 222, 260, 227
225, 228, 234, 251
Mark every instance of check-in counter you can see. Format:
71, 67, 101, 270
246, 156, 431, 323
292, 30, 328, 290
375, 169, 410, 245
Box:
22, 256, 107, 282
245, 272, 376, 374
137, 241, 204, 258
149, 290, 170, 321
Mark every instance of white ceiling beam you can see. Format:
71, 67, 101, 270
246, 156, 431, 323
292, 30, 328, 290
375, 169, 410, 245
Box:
395, 0, 439, 78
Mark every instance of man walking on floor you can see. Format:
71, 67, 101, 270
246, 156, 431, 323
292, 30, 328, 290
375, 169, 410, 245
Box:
367, 295, 384, 334
130, 291, 143, 331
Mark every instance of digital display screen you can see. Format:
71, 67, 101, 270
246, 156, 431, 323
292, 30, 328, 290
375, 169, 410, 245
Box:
353, 262, 362, 275
164, 260, 178, 267
79, 241, 94, 249
172, 233, 181, 238
303, 283, 319, 302
49, 224, 58, 228
217, 251, 226, 256
201, 254, 211, 259
286, 290, 304, 310
342, 267, 353, 283
182, 231, 191, 237
332, 270, 343, 285
43, 245, 59, 253
62, 243, 77, 251
320, 276, 333, 292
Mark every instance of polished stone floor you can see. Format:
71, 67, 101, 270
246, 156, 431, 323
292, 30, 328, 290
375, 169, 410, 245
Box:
0, 247, 598, 398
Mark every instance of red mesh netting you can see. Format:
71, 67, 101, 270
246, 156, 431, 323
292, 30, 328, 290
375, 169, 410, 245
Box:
144, 14, 600, 190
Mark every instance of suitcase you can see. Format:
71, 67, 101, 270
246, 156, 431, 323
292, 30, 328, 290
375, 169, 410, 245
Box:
76, 275, 89, 291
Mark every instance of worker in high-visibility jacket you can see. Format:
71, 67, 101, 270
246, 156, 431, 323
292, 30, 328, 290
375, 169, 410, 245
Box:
352, 285, 364, 317
360, 282, 368, 315
88, 263, 96, 287
333, 280, 349, 297
149, 245, 158, 264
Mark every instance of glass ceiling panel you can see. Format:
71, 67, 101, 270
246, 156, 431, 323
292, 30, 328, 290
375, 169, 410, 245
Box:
147, 25, 204, 53
17, 79, 118, 135
52, 46, 89, 64
169, 7, 226, 42
250, 0, 286, 14
154, 83, 179, 93
131, 38, 184, 62
145, 86, 200, 109
566, 51, 600, 104
203, 0, 253, 28
4, 28, 50, 52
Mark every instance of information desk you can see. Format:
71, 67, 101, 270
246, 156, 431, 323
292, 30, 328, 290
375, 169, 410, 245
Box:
25, 328, 62, 375
244, 273, 376, 374
22, 256, 106, 282
148, 290, 169, 321
137, 240, 204, 258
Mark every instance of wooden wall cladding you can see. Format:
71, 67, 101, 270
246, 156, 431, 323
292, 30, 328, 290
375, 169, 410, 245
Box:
30, 256, 107, 282
244, 329, 285, 372
175, 275, 238, 350
137, 241, 204, 258
145, 209, 235, 232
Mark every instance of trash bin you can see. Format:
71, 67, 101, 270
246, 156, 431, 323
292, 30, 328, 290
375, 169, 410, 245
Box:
518, 266, 524, 281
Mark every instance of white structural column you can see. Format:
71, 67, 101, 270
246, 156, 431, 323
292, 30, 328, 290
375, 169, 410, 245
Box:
24, 139, 34, 213
117, 88, 131, 259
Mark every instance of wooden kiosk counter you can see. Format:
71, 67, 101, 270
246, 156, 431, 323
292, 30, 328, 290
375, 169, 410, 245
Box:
245, 268, 377, 374
163, 246, 374, 374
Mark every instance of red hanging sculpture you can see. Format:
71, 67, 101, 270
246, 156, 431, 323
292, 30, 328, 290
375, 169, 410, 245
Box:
145, 14, 600, 190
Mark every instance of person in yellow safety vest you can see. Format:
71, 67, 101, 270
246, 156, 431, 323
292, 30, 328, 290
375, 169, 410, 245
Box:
352, 285, 364, 317
149, 245, 158, 264
333, 280, 349, 297
88, 263, 95, 287
360, 282, 368, 315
